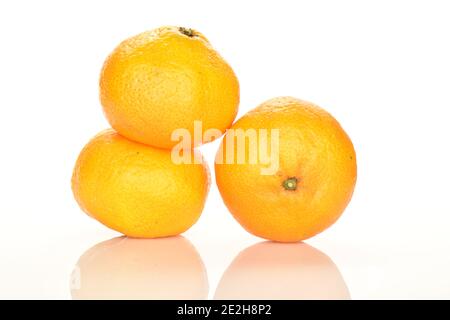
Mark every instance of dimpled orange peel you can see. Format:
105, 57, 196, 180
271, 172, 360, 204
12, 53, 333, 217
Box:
100, 26, 240, 149
72, 129, 210, 238
215, 97, 357, 242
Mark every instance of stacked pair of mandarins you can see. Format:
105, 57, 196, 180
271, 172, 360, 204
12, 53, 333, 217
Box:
72, 26, 357, 242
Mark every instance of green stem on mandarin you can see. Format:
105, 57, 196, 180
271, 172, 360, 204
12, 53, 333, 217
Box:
178, 27, 195, 37
282, 177, 298, 191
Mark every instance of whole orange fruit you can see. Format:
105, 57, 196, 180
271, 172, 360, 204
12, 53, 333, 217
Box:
71, 236, 208, 300
215, 97, 357, 242
72, 129, 210, 238
100, 26, 240, 149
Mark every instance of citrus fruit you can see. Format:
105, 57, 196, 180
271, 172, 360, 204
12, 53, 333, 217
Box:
71, 129, 210, 238
214, 242, 350, 299
100, 26, 240, 149
71, 236, 208, 300
215, 97, 357, 242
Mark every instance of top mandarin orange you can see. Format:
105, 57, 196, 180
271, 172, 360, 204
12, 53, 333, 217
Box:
100, 26, 240, 149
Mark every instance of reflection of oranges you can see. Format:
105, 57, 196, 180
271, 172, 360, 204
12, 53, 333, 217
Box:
71, 129, 210, 238
71, 236, 208, 300
215, 97, 357, 242
100, 26, 239, 149
214, 242, 350, 300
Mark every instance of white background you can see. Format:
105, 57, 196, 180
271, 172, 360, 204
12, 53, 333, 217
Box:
1, 0, 449, 299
